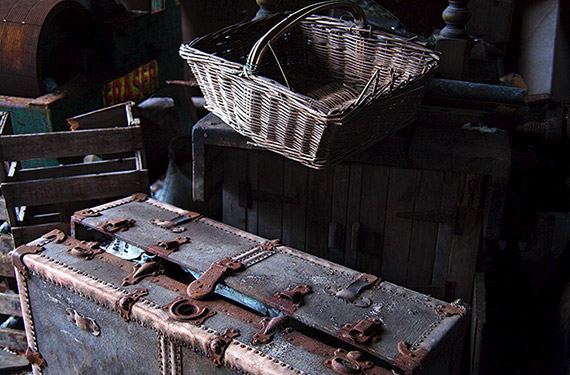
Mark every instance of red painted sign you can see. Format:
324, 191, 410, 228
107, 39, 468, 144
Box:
102, 60, 159, 107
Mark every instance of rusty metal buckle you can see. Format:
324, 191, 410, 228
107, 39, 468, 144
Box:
162, 296, 216, 324
266, 285, 312, 314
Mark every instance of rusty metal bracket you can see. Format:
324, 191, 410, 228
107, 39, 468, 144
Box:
117, 289, 148, 322
324, 348, 375, 375
266, 285, 312, 314
73, 208, 101, 220
67, 242, 103, 260
252, 315, 289, 345
122, 261, 163, 286
335, 273, 378, 308
98, 218, 136, 233
436, 304, 466, 317
162, 296, 216, 324
147, 237, 190, 258
25, 347, 46, 368
150, 211, 202, 233
65, 308, 101, 336
131, 193, 149, 202
12, 245, 45, 278
41, 229, 67, 244
207, 328, 240, 367
187, 258, 244, 300
394, 341, 429, 374
338, 318, 383, 345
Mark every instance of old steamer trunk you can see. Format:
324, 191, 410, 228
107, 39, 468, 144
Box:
68, 194, 468, 374
13, 229, 395, 375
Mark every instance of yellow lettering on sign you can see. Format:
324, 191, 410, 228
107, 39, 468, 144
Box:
102, 60, 159, 107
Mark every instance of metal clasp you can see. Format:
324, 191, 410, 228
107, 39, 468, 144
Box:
117, 289, 148, 322
266, 285, 312, 314
99, 218, 136, 233
162, 296, 216, 324
207, 328, 240, 367
338, 318, 383, 345
187, 258, 244, 300
324, 349, 375, 375
252, 315, 289, 345
147, 237, 190, 258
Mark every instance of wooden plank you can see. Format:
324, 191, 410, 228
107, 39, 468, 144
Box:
381, 168, 418, 285
0, 327, 27, 351
357, 165, 389, 276
222, 149, 247, 230
447, 174, 485, 301
257, 152, 283, 240
0, 127, 143, 161
0, 254, 14, 278
329, 164, 350, 264
12, 158, 137, 181
406, 170, 445, 288
470, 272, 486, 375
66, 102, 131, 130
0, 233, 13, 254
344, 164, 363, 270
0, 292, 21, 317
11, 222, 70, 248
245, 151, 259, 234
2, 170, 148, 207
432, 172, 462, 295
0, 112, 10, 181
305, 168, 333, 259
281, 158, 308, 251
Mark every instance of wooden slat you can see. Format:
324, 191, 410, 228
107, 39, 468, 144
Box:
470, 272, 486, 375
1, 170, 148, 207
406, 170, 445, 287
281, 158, 308, 250
0, 112, 10, 181
257, 152, 283, 240
0, 292, 21, 317
305, 168, 333, 259
245, 152, 259, 234
0, 327, 27, 351
329, 164, 350, 264
381, 168, 417, 285
0, 126, 143, 161
66, 102, 131, 130
0, 254, 14, 278
222, 149, 246, 230
357, 165, 389, 275
11, 157, 137, 181
11, 222, 70, 247
344, 164, 363, 270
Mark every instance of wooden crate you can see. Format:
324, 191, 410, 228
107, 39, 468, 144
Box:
0, 102, 149, 246
192, 113, 511, 303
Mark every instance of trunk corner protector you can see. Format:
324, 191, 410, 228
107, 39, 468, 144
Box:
25, 347, 47, 368
117, 289, 148, 322
12, 245, 45, 278
394, 341, 429, 375
207, 328, 240, 367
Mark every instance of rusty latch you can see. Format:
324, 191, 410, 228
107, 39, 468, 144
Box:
149, 211, 202, 233
336, 273, 378, 308
117, 289, 148, 322
324, 349, 375, 375
25, 347, 47, 368
12, 245, 45, 278
162, 296, 216, 324
98, 218, 136, 233
74, 208, 101, 220
393, 341, 429, 374
187, 258, 244, 300
41, 229, 67, 244
207, 328, 240, 367
338, 318, 383, 345
122, 261, 162, 286
436, 303, 466, 317
147, 237, 190, 258
252, 315, 289, 345
65, 308, 101, 336
67, 242, 102, 260
266, 285, 312, 314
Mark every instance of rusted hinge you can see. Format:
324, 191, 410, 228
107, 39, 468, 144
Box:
187, 258, 244, 300
162, 296, 216, 324
74, 208, 101, 220
12, 245, 45, 278
252, 315, 289, 345
98, 218, 136, 233
150, 211, 202, 233
67, 242, 103, 260
335, 273, 378, 308
117, 289, 148, 322
393, 341, 428, 375
266, 285, 312, 314
338, 317, 383, 345
436, 303, 466, 317
207, 328, 240, 367
324, 349, 376, 375
147, 237, 190, 258
25, 348, 47, 368
122, 261, 162, 286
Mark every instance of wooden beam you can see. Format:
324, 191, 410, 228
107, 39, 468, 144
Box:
0, 254, 14, 278
0, 327, 27, 351
0, 293, 22, 317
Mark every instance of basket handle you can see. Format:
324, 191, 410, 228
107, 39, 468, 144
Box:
245, 1, 368, 74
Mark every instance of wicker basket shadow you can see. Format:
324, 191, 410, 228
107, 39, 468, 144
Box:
180, 0, 439, 169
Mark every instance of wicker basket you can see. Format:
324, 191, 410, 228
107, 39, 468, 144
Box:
180, 0, 439, 169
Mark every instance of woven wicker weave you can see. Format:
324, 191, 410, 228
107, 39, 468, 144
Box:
180, 1, 439, 169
